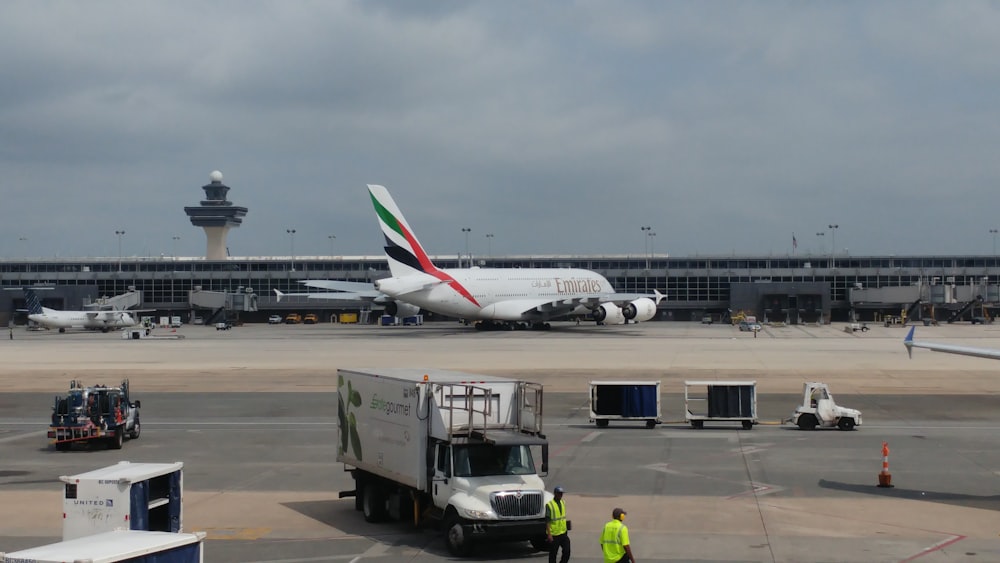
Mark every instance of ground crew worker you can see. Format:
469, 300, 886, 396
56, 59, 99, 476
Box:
600, 507, 634, 563
546, 485, 570, 563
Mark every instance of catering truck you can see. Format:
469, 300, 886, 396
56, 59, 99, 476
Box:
336, 368, 551, 556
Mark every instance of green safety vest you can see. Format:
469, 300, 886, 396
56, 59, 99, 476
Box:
600, 519, 628, 563
546, 499, 567, 535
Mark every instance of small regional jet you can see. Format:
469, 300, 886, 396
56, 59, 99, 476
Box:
17, 287, 142, 333
365, 184, 663, 330
904, 326, 1000, 360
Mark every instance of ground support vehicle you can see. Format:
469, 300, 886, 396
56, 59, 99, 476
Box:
336, 368, 551, 557
60, 461, 184, 540
49, 379, 141, 450
685, 380, 757, 429
589, 380, 661, 428
1, 530, 204, 563
268, 314, 283, 324
846, 322, 870, 332
790, 382, 862, 431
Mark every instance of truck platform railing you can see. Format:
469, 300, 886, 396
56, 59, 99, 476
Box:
433, 381, 544, 444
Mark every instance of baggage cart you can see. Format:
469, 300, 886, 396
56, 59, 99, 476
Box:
684, 380, 757, 429
588, 380, 661, 428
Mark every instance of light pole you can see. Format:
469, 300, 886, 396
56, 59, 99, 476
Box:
328, 234, 336, 257
461, 227, 471, 267
485, 233, 494, 261
828, 224, 839, 268
286, 229, 296, 271
17, 236, 27, 258
115, 230, 125, 272
171, 236, 180, 260
990, 229, 998, 258
815, 232, 824, 256
640, 226, 651, 265
647, 232, 657, 268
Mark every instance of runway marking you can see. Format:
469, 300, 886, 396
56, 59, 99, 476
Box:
898, 533, 966, 562
726, 482, 785, 499
0, 430, 45, 444
581, 430, 601, 442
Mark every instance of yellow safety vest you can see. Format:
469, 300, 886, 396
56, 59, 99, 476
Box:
546, 499, 567, 535
600, 519, 628, 563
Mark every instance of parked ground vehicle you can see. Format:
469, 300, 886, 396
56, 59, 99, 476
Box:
49, 379, 141, 450
303, 313, 319, 324
285, 313, 302, 324
268, 314, 283, 324
215, 321, 232, 330
847, 322, 870, 332
738, 319, 762, 332
169, 316, 182, 328
790, 382, 862, 430
0, 530, 206, 563
589, 380, 661, 428
336, 368, 550, 556
685, 380, 757, 429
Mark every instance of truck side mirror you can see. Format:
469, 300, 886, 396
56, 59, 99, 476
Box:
540, 444, 549, 476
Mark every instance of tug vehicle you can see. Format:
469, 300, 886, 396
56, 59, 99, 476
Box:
790, 382, 861, 430
48, 379, 141, 450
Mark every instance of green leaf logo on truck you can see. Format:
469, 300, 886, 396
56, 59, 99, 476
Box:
338, 375, 363, 461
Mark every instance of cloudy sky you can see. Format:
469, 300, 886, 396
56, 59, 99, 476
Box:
3, 1, 1000, 261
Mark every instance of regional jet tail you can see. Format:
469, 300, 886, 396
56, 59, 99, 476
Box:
367, 184, 663, 330
904, 327, 1000, 360
16, 287, 141, 333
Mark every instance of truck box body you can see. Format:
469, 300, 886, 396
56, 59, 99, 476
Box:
337, 368, 542, 491
588, 380, 661, 427
1, 530, 204, 563
336, 368, 549, 556
60, 461, 183, 541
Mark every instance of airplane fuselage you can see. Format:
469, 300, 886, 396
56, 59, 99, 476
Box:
29, 307, 137, 331
375, 267, 614, 321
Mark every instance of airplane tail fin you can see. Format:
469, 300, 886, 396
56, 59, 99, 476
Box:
368, 184, 439, 278
904, 326, 915, 359
274, 289, 284, 303
22, 288, 44, 315
653, 289, 664, 305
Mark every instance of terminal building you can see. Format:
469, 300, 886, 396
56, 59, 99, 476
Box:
2, 171, 996, 326
0, 253, 997, 327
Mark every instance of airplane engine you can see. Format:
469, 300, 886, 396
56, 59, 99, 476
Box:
385, 301, 420, 318
592, 302, 625, 325
622, 298, 657, 322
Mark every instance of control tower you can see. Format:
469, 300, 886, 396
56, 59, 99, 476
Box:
184, 171, 248, 260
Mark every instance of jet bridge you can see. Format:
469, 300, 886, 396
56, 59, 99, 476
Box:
85, 289, 141, 311
188, 287, 258, 324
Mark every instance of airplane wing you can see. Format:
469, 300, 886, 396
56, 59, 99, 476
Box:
903, 326, 1000, 360
302, 280, 382, 297
275, 289, 379, 303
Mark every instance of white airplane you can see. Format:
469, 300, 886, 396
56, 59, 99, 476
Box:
904, 326, 1000, 360
18, 287, 141, 333
366, 184, 663, 330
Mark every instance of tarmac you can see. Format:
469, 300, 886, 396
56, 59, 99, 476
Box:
1, 321, 1000, 562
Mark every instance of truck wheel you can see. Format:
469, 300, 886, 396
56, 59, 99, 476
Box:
741, 420, 754, 430
837, 417, 856, 431
129, 418, 141, 440
797, 414, 818, 431
645, 419, 656, 429
595, 419, 609, 428
445, 515, 473, 556
362, 483, 385, 523
109, 429, 124, 449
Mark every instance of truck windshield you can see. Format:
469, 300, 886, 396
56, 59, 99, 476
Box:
453, 444, 536, 477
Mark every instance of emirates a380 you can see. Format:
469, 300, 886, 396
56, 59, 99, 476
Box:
367, 184, 663, 330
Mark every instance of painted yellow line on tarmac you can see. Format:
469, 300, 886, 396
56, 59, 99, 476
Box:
202, 527, 271, 540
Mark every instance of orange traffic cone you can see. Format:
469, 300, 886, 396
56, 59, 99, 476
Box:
877, 441, 893, 488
